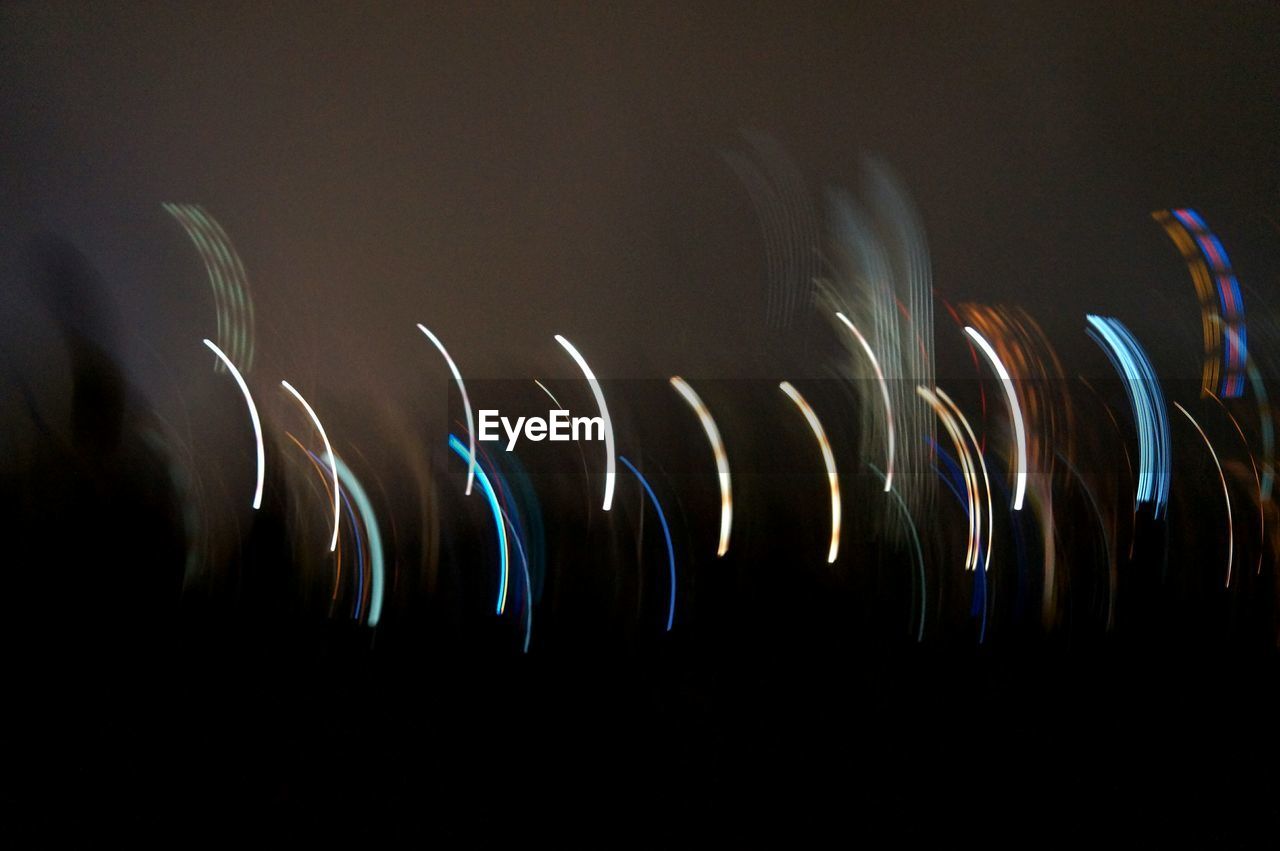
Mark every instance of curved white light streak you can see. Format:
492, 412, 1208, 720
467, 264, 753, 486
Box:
1174, 402, 1234, 588
203, 338, 264, 510
282, 381, 340, 551
937, 387, 993, 573
555, 334, 616, 512
835, 312, 895, 492
964, 326, 1028, 511
780, 382, 841, 563
417, 324, 476, 496
534, 379, 564, 410
670, 376, 732, 557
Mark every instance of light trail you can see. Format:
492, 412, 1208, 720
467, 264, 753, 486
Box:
835, 312, 895, 492
619, 455, 677, 631
963, 326, 1028, 511
670, 376, 732, 556
1174, 402, 1234, 588
555, 334, 616, 512
202, 338, 264, 510
779, 381, 842, 563
417, 324, 476, 496
449, 434, 510, 615
282, 380, 341, 551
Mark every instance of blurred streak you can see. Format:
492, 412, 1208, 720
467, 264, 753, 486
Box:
1206, 391, 1266, 575
834, 312, 894, 492
448, 433, 509, 615
417, 323, 476, 496
1247, 359, 1275, 501
823, 159, 936, 533
1086, 316, 1172, 518
937, 387, 993, 573
163, 203, 256, 372
722, 133, 820, 330
1174, 402, 1234, 587
534, 379, 564, 409
555, 334, 616, 512
285, 431, 345, 610
282, 380, 341, 551
1153, 209, 1247, 398
779, 381, 841, 563
201, 338, 264, 510
619, 455, 677, 631
870, 464, 926, 641
919, 386, 983, 572
335, 455, 385, 627
669, 376, 732, 557
963, 326, 1028, 511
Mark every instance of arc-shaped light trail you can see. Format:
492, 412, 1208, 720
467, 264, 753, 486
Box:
835, 312, 895, 492
202, 339, 264, 510
555, 335, 616, 512
534, 379, 564, 410
282, 381, 341, 551
1086, 315, 1172, 517
963, 326, 1028, 511
417, 324, 476, 496
1174, 402, 1234, 588
619, 456, 677, 631
670, 376, 732, 557
919, 386, 983, 571
870, 463, 926, 642
449, 434, 509, 615
334, 455, 385, 627
937, 387, 993, 574
779, 382, 842, 563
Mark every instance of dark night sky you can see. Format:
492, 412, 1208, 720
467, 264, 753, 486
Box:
1, 1, 1277, 404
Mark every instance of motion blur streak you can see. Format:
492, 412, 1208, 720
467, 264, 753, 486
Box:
919, 386, 982, 572
555, 334, 616, 512
201, 338, 264, 510
964, 326, 1028, 511
282, 381, 341, 551
870, 464, 926, 642
449, 434, 509, 616
1086, 315, 1172, 517
670, 376, 732, 556
619, 455, 677, 631
1175, 402, 1234, 588
417, 324, 476, 496
937, 387, 993, 574
780, 382, 841, 563
1154, 209, 1247, 398
835, 312, 895, 492
163, 203, 256, 371
534, 379, 564, 409
335, 455, 385, 627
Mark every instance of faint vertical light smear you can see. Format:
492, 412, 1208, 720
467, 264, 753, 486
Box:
779, 381, 841, 563
964, 326, 1028, 511
417, 324, 476, 496
449, 434, 509, 615
555, 334, 616, 512
669, 376, 732, 557
164, 203, 256, 371
619, 455, 677, 631
834, 312, 894, 493
202, 339, 264, 510
282, 381, 342, 551
1174, 402, 1234, 588
1086, 315, 1172, 517
869, 464, 926, 642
